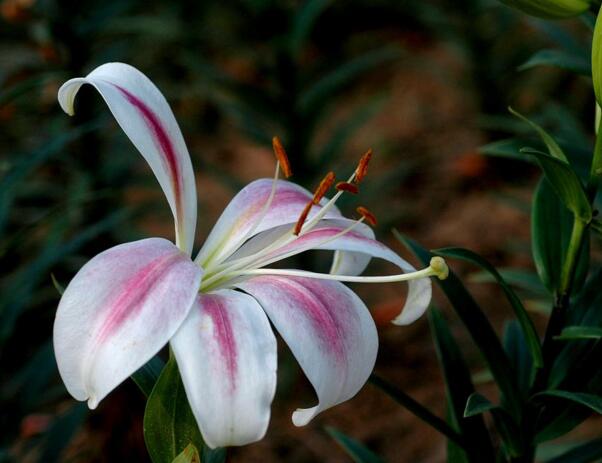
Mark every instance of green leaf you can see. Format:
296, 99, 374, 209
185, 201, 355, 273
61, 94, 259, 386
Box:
132, 355, 165, 397
535, 406, 592, 443
463, 393, 525, 458
509, 108, 568, 162
533, 390, 602, 414
531, 178, 590, 294
521, 148, 591, 222
479, 138, 536, 161
518, 49, 591, 75
428, 308, 494, 461
326, 427, 384, 463
369, 374, 465, 447
144, 357, 223, 463
172, 444, 200, 463
546, 438, 602, 463
464, 393, 496, 417
499, 0, 589, 19
593, 5, 602, 106
503, 320, 535, 397
395, 232, 523, 421
434, 247, 543, 368
555, 326, 602, 340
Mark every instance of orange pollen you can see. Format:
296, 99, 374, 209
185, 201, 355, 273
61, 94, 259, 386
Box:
272, 136, 292, 178
335, 181, 359, 194
357, 206, 377, 226
294, 201, 314, 235
354, 148, 372, 183
312, 171, 335, 204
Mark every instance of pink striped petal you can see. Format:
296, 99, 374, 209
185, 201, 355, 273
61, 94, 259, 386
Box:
58, 63, 197, 254
234, 219, 432, 325
171, 290, 277, 448
195, 179, 341, 266
237, 276, 377, 426
53, 238, 202, 408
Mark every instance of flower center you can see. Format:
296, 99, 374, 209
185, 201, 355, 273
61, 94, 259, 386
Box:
198, 141, 447, 293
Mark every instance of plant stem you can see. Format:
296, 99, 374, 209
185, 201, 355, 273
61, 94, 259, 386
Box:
559, 218, 586, 296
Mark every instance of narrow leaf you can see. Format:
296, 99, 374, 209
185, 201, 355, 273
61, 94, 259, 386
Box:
555, 326, 602, 340
326, 427, 385, 463
434, 247, 542, 368
521, 148, 591, 222
509, 108, 567, 162
533, 390, 602, 414
519, 49, 591, 75
547, 438, 602, 463
593, 4, 602, 106
464, 393, 496, 417
395, 232, 523, 421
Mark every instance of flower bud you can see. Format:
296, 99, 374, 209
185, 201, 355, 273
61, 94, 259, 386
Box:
499, 0, 590, 19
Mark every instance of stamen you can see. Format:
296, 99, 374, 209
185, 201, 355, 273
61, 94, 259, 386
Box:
336, 181, 359, 194
313, 171, 335, 204
232, 257, 449, 283
357, 206, 377, 226
272, 136, 292, 178
294, 201, 313, 235
354, 148, 372, 183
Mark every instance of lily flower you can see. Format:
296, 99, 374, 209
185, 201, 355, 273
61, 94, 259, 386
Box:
53, 63, 447, 448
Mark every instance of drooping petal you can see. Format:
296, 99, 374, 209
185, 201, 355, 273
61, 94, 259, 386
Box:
171, 290, 277, 448
53, 238, 202, 408
58, 63, 197, 254
233, 219, 431, 325
195, 179, 341, 266
237, 276, 377, 426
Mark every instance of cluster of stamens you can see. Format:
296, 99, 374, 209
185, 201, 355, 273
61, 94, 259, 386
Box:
198, 138, 447, 292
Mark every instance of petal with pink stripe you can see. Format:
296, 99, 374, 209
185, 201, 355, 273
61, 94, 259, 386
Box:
234, 219, 432, 325
58, 63, 197, 254
53, 238, 202, 409
195, 179, 342, 266
237, 276, 378, 426
171, 290, 277, 448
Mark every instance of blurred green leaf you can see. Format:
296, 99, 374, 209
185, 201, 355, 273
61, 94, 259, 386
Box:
464, 393, 495, 417
298, 47, 402, 113
325, 427, 384, 463
290, 0, 332, 56
531, 178, 590, 295
518, 49, 591, 75
429, 308, 494, 462
434, 247, 542, 368
532, 390, 602, 414
498, 0, 589, 19
469, 268, 548, 298
479, 138, 536, 161
395, 233, 523, 421
593, 4, 602, 106
521, 148, 591, 222
555, 326, 602, 340
546, 438, 602, 463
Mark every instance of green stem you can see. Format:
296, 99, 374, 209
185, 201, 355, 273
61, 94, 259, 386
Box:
559, 219, 586, 296
588, 124, 602, 193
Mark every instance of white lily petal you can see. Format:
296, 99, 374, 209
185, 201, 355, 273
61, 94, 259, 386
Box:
53, 238, 202, 408
234, 219, 432, 324
58, 63, 197, 254
171, 290, 277, 448
195, 179, 341, 266
237, 276, 378, 426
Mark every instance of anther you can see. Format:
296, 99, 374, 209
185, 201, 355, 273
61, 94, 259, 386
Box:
272, 136, 292, 178
429, 257, 449, 280
354, 148, 372, 183
313, 171, 335, 204
294, 201, 313, 235
356, 206, 377, 226
335, 181, 359, 194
